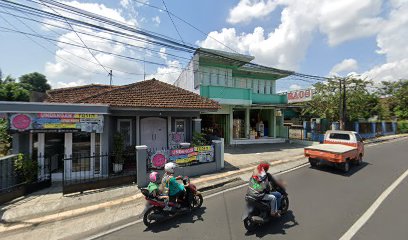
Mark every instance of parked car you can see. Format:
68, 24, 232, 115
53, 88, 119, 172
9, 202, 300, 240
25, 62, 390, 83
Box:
304, 130, 364, 172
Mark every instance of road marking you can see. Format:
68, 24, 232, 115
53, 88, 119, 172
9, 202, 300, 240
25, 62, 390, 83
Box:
84, 162, 309, 240
339, 167, 408, 240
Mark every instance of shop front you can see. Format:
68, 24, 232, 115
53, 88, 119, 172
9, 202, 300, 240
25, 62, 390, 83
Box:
7, 110, 107, 181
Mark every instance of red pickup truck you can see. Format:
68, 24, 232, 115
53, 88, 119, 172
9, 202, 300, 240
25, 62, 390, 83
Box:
304, 130, 365, 172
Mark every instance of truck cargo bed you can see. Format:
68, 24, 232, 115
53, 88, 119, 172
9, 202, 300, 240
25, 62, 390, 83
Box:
304, 144, 356, 154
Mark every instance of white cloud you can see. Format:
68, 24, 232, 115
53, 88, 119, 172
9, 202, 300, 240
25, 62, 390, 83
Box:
152, 16, 161, 26
120, 0, 129, 8
43, 1, 144, 87
289, 84, 301, 90
201, 0, 386, 71
227, 0, 278, 24
329, 58, 359, 76
362, 0, 408, 82
159, 47, 167, 60
147, 59, 182, 84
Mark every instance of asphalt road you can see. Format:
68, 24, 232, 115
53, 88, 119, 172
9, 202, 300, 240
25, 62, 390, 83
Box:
95, 138, 408, 240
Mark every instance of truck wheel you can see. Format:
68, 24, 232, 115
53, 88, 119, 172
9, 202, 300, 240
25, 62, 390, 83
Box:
356, 154, 363, 166
342, 161, 350, 172
309, 158, 317, 168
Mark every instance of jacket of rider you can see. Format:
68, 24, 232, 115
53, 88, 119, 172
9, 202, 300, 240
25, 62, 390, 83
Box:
247, 170, 271, 199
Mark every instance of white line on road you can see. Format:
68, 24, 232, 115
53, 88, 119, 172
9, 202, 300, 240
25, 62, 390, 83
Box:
339, 167, 408, 240
83, 162, 310, 240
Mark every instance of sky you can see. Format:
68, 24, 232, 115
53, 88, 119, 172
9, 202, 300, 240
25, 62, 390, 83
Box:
0, 0, 407, 92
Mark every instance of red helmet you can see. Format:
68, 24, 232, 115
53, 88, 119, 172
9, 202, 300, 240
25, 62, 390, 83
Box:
257, 162, 270, 173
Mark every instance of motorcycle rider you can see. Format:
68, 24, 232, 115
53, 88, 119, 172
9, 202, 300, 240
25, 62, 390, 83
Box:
247, 162, 281, 217
162, 162, 187, 208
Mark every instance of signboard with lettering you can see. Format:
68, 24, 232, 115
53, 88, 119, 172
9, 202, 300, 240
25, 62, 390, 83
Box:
287, 89, 313, 103
9, 113, 104, 133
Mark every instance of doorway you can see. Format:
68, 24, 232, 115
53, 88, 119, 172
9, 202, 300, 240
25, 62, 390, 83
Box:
140, 117, 167, 149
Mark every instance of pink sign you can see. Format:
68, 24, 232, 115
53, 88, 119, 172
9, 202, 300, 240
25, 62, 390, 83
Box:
12, 114, 31, 130
151, 153, 167, 168
170, 147, 194, 156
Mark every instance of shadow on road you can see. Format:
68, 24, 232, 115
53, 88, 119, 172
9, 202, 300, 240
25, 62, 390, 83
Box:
309, 161, 370, 177
144, 207, 207, 233
245, 210, 299, 238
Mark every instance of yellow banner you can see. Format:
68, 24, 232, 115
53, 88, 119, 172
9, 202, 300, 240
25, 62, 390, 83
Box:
194, 146, 211, 152
74, 114, 99, 119
176, 156, 197, 164
43, 123, 77, 129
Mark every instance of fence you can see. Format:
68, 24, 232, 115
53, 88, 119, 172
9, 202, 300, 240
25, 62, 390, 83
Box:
0, 154, 51, 205
295, 120, 398, 143
62, 152, 137, 195
136, 140, 224, 187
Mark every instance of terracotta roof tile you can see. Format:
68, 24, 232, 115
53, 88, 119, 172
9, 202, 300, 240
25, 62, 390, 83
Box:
46, 84, 121, 103
46, 79, 220, 110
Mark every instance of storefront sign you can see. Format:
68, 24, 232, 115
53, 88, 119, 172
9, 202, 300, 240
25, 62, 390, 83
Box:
287, 89, 313, 103
9, 112, 104, 133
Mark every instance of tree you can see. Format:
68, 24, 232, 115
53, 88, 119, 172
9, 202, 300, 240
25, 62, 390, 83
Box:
302, 77, 382, 122
0, 81, 30, 101
19, 72, 51, 93
378, 79, 408, 119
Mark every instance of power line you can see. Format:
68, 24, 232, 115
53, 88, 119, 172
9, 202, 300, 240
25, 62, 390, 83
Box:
161, 0, 185, 45
38, 0, 110, 74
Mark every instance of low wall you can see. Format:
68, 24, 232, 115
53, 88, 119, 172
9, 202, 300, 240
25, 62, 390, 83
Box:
136, 140, 224, 187
289, 139, 320, 146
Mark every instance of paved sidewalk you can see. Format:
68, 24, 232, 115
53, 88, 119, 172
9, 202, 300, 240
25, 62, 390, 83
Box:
0, 134, 407, 237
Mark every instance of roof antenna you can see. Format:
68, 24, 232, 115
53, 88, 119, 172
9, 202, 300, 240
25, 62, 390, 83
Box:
109, 70, 113, 86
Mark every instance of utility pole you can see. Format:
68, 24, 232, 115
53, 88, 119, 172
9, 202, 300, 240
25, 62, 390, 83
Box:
109, 70, 113, 86
338, 77, 347, 130
143, 56, 146, 81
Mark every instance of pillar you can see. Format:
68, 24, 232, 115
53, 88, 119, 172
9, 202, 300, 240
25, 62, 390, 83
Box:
136, 116, 140, 146
212, 139, 224, 170
303, 121, 307, 140
273, 110, 277, 138
382, 121, 386, 135
392, 121, 397, 134
372, 122, 376, 137
245, 107, 250, 139
355, 122, 359, 133
192, 118, 202, 134
229, 108, 233, 144
136, 145, 148, 187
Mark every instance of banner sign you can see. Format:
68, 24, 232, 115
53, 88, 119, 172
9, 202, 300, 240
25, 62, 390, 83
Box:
168, 132, 185, 149
287, 89, 313, 103
9, 113, 104, 133
148, 145, 215, 169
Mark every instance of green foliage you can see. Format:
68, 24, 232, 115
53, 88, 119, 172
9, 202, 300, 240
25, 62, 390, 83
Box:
397, 120, 408, 133
302, 77, 382, 121
0, 119, 11, 156
112, 132, 125, 164
378, 80, 408, 119
0, 81, 30, 101
191, 132, 207, 147
14, 154, 39, 183
19, 72, 51, 93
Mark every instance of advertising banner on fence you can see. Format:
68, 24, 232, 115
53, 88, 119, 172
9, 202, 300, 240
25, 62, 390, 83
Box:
287, 89, 313, 103
148, 145, 215, 169
9, 113, 104, 133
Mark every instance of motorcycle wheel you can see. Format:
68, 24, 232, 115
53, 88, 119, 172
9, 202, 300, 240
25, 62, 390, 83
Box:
191, 194, 203, 209
243, 217, 257, 232
143, 207, 161, 227
280, 196, 289, 215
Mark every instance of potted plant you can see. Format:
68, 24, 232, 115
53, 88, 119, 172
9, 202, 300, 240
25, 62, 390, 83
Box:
112, 132, 125, 173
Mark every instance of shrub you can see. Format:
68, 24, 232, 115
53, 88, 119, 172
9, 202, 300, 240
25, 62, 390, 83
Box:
14, 154, 39, 183
191, 132, 207, 147
398, 120, 408, 133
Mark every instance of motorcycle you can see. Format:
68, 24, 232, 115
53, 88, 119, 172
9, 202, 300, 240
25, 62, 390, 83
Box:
242, 180, 289, 232
141, 176, 203, 227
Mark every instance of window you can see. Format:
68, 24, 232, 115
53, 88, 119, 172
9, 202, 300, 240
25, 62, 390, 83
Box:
329, 133, 350, 140
356, 134, 363, 142
72, 132, 91, 172
175, 119, 186, 133
117, 119, 132, 146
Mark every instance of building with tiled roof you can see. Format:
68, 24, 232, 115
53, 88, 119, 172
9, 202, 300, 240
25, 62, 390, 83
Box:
0, 79, 221, 183
46, 79, 219, 110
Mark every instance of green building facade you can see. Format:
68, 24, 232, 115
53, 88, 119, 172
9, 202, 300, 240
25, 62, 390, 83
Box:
175, 48, 291, 145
